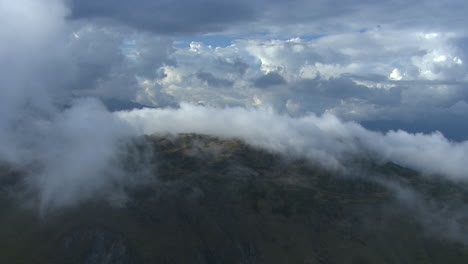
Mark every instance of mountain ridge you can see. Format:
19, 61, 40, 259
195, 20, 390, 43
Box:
1, 133, 468, 263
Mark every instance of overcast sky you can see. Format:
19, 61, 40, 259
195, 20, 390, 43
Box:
56, 0, 468, 140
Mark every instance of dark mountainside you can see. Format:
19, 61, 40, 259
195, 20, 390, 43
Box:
1, 133, 468, 264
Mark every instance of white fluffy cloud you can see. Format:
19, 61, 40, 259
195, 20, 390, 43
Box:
129, 30, 467, 130
118, 103, 468, 180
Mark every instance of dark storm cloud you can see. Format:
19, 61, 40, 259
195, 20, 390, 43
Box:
196, 72, 234, 87
68, 0, 258, 34
216, 58, 249, 75
68, 28, 175, 102
67, 0, 468, 35
253, 72, 287, 88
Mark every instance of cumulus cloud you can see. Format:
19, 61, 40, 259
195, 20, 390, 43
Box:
136, 34, 466, 139
68, 27, 176, 103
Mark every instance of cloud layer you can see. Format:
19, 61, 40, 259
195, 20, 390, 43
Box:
4, 0, 466, 139
67, 0, 468, 36
118, 104, 468, 181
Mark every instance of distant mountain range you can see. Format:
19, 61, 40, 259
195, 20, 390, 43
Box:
1, 133, 468, 264
361, 117, 468, 142
99, 98, 153, 112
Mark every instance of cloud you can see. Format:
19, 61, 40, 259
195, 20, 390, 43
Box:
118, 103, 468, 181
0, 0, 70, 151
0, 0, 161, 212
196, 72, 234, 87
67, 0, 258, 35
65, 0, 468, 36
378, 178, 468, 244
68, 27, 176, 102
24, 98, 137, 211
253, 72, 286, 88
138, 33, 468, 139
30, 6, 462, 136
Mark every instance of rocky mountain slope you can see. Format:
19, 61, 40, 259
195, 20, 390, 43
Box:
1, 133, 468, 264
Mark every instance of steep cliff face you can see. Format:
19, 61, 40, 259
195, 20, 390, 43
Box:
1, 133, 468, 263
